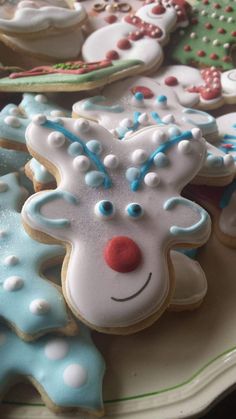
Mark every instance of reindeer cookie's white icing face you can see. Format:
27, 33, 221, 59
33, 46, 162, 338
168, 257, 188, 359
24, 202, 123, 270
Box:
22, 117, 210, 333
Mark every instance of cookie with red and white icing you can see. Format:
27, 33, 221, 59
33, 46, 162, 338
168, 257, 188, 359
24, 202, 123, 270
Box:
153, 65, 236, 109
22, 116, 210, 334
82, 1, 185, 73
0, 0, 87, 37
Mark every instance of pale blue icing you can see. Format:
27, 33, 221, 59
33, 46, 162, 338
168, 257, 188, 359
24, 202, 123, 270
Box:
81, 95, 124, 113
220, 179, 236, 209
0, 173, 73, 337
30, 158, 54, 184
130, 131, 193, 191
163, 196, 209, 237
43, 119, 112, 189
0, 323, 105, 412
182, 108, 217, 136
220, 125, 236, 160
27, 189, 78, 229
177, 248, 198, 259
20, 93, 70, 118
0, 147, 33, 192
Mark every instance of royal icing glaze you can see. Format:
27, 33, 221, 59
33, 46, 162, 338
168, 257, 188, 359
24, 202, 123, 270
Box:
0, 323, 105, 413
0, 172, 77, 339
168, 0, 236, 71
22, 117, 210, 333
72, 76, 218, 141
153, 65, 236, 109
0, 1, 87, 35
82, 1, 183, 72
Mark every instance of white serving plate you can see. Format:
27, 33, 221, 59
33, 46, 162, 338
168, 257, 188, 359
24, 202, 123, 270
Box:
2, 233, 236, 419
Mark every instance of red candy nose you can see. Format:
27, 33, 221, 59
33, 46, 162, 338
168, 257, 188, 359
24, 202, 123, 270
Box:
104, 236, 142, 273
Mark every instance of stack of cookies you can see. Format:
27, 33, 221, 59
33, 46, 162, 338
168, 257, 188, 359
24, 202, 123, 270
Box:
0, 0, 235, 416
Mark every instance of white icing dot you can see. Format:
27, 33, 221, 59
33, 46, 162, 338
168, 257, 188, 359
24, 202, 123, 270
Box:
0, 333, 6, 346
9, 107, 20, 116
124, 130, 133, 139
73, 155, 90, 172
4, 116, 21, 128
132, 149, 148, 164
103, 154, 119, 169
162, 114, 175, 124
0, 182, 8, 192
32, 114, 47, 125
50, 110, 66, 117
219, 15, 225, 21
29, 299, 51, 315
152, 130, 167, 145
4, 255, 19, 266
138, 113, 149, 125
178, 140, 192, 154
45, 339, 69, 360
213, 39, 220, 46
48, 131, 65, 148
120, 118, 133, 129
191, 128, 202, 140
144, 172, 160, 187
3, 276, 24, 291
223, 155, 234, 168
35, 94, 48, 104
223, 43, 230, 49
190, 32, 197, 39
63, 364, 88, 388
202, 36, 209, 42
74, 119, 90, 133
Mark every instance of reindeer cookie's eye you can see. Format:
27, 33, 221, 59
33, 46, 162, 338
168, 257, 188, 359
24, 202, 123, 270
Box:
126, 203, 144, 219
95, 200, 115, 220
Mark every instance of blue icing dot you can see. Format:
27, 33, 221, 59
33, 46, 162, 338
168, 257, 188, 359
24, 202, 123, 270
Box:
156, 95, 167, 103
168, 126, 181, 137
127, 203, 143, 218
99, 200, 114, 216
68, 142, 83, 157
154, 152, 169, 168
85, 171, 105, 187
134, 92, 144, 101
86, 140, 102, 155
125, 167, 140, 182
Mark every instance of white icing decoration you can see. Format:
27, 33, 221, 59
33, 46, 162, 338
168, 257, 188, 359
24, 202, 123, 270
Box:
224, 155, 234, 168
103, 154, 119, 169
4, 255, 19, 266
178, 140, 192, 154
0, 182, 8, 192
32, 114, 47, 125
63, 364, 88, 388
191, 128, 202, 140
4, 116, 21, 128
162, 114, 175, 124
73, 156, 90, 172
48, 131, 65, 148
144, 172, 160, 187
9, 107, 20, 116
50, 109, 66, 117
29, 299, 51, 315
45, 339, 69, 360
152, 130, 167, 145
138, 113, 149, 125
74, 119, 90, 133
35, 94, 47, 104
132, 149, 148, 164
3, 276, 24, 292
120, 118, 133, 129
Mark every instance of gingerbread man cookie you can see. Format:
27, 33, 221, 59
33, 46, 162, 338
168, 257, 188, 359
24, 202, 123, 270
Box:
0, 323, 105, 415
0, 172, 78, 340
168, 0, 236, 71
22, 116, 210, 334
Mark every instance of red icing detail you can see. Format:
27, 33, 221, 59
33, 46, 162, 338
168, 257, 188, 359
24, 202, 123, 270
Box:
187, 67, 222, 101
117, 38, 131, 50
131, 85, 154, 99
191, 18, 198, 24
210, 53, 219, 60
151, 5, 166, 14
165, 76, 178, 86
129, 31, 144, 41
106, 50, 119, 60
104, 236, 142, 273
217, 27, 226, 34
203, 0, 209, 4
104, 15, 117, 24
197, 50, 206, 57
232, 31, 236, 37
213, 2, 221, 8
205, 22, 213, 29
184, 45, 191, 51
225, 6, 233, 12
125, 14, 163, 39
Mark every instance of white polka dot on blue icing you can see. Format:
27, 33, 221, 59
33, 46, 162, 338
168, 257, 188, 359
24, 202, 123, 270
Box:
86, 140, 102, 155
125, 167, 140, 182
85, 171, 105, 187
63, 364, 88, 388
154, 152, 169, 168
67, 142, 83, 157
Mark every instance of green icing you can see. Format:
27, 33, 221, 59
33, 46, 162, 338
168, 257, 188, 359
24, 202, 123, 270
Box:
168, 0, 236, 71
0, 60, 143, 90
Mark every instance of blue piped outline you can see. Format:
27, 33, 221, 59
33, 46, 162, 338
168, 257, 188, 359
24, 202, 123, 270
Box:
43, 119, 112, 189
130, 130, 193, 191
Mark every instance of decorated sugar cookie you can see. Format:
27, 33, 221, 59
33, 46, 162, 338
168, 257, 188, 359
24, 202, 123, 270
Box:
22, 116, 210, 334
0, 172, 78, 340
153, 65, 236, 109
168, 0, 236, 71
0, 323, 105, 415
0, 59, 144, 92
72, 76, 218, 141
82, 1, 187, 74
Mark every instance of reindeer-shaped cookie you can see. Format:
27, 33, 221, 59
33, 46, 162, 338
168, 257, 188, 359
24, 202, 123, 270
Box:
22, 117, 211, 334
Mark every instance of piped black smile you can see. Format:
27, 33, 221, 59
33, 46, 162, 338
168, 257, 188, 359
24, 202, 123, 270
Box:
111, 272, 152, 302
